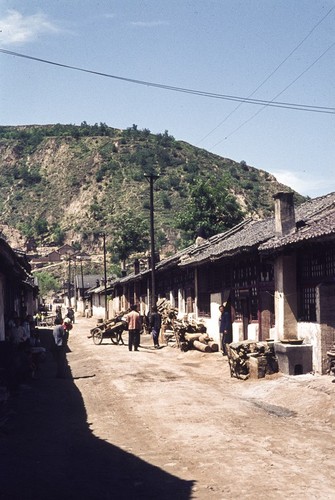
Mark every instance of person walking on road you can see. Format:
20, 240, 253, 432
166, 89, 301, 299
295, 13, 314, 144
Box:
53, 321, 69, 378
150, 306, 161, 349
126, 304, 141, 351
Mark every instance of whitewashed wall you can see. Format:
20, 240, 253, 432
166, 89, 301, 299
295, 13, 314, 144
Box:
297, 322, 321, 373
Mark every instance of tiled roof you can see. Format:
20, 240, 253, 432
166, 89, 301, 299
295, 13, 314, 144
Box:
260, 193, 335, 252
105, 192, 335, 286
113, 242, 198, 282
76, 274, 101, 289
179, 218, 275, 266
179, 192, 335, 265
295, 191, 335, 222
156, 242, 197, 270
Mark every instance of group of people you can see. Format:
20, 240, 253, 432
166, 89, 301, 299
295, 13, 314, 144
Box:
53, 301, 230, 376
55, 306, 74, 325
2, 306, 76, 386
4, 311, 46, 388
6, 312, 34, 347
125, 304, 162, 351
126, 302, 232, 354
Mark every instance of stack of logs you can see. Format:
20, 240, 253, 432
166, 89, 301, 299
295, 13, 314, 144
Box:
226, 340, 278, 380
156, 298, 219, 353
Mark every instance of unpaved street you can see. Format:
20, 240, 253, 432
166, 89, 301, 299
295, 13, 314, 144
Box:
1, 315, 335, 500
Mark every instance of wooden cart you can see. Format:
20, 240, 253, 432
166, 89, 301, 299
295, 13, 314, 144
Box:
90, 317, 127, 345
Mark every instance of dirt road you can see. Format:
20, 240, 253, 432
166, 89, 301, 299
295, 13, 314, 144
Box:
1, 315, 335, 500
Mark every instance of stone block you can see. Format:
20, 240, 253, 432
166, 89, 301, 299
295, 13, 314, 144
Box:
248, 355, 267, 379
274, 342, 313, 375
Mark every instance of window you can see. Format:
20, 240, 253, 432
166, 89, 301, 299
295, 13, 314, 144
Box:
198, 270, 210, 316
325, 248, 335, 276
198, 292, 210, 316
300, 286, 316, 322
233, 259, 259, 321
298, 245, 335, 321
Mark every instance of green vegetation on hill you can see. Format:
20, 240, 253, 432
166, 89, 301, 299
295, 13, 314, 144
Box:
0, 123, 305, 262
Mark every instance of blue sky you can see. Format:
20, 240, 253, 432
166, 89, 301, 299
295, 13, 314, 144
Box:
0, 0, 334, 197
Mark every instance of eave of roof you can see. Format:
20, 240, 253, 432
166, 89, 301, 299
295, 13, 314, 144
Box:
96, 192, 335, 286
260, 193, 335, 253
260, 209, 335, 253
0, 238, 33, 279
179, 218, 274, 267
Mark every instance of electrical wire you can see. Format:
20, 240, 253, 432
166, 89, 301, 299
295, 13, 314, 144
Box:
0, 48, 334, 115
211, 40, 335, 147
197, 6, 335, 144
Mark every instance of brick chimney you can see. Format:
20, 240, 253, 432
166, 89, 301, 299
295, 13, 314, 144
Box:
274, 192, 295, 237
134, 258, 140, 275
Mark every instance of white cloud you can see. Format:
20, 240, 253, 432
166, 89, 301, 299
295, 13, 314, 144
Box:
0, 9, 60, 46
130, 20, 169, 27
272, 169, 334, 198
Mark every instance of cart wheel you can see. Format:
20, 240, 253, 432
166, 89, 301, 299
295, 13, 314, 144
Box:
92, 328, 103, 345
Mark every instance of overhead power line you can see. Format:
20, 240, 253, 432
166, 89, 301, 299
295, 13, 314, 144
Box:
211, 40, 335, 147
0, 48, 334, 115
197, 5, 335, 144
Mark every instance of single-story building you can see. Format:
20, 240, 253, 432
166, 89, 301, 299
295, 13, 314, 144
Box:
89, 191, 335, 374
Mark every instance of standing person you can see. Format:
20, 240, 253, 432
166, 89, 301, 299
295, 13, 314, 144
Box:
63, 317, 73, 335
54, 306, 63, 325
126, 304, 141, 352
22, 315, 32, 345
66, 307, 75, 324
15, 317, 30, 348
53, 321, 69, 378
7, 312, 19, 345
219, 302, 231, 355
150, 306, 161, 349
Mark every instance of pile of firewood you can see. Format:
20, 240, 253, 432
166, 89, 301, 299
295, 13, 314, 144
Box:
156, 298, 178, 332
156, 298, 219, 353
181, 331, 219, 353
226, 340, 278, 380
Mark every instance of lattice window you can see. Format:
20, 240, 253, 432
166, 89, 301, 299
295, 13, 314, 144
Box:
197, 271, 210, 316
186, 288, 195, 314
198, 292, 210, 316
300, 286, 316, 322
250, 285, 258, 321
325, 249, 335, 276
301, 255, 310, 279
300, 247, 335, 280
233, 260, 259, 321
310, 255, 324, 278
260, 262, 274, 282
233, 287, 242, 321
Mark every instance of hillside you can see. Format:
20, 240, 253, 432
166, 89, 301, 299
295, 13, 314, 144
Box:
0, 123, 304, 256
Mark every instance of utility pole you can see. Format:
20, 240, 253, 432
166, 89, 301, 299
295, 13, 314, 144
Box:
67, 257, 71, 307
73, 257, 77, 312
102, 232, 108, 320
77, 255, 90, 316
144, 172, 159, 310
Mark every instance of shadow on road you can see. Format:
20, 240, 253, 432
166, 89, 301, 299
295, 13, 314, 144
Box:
1, 328, 193, 500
